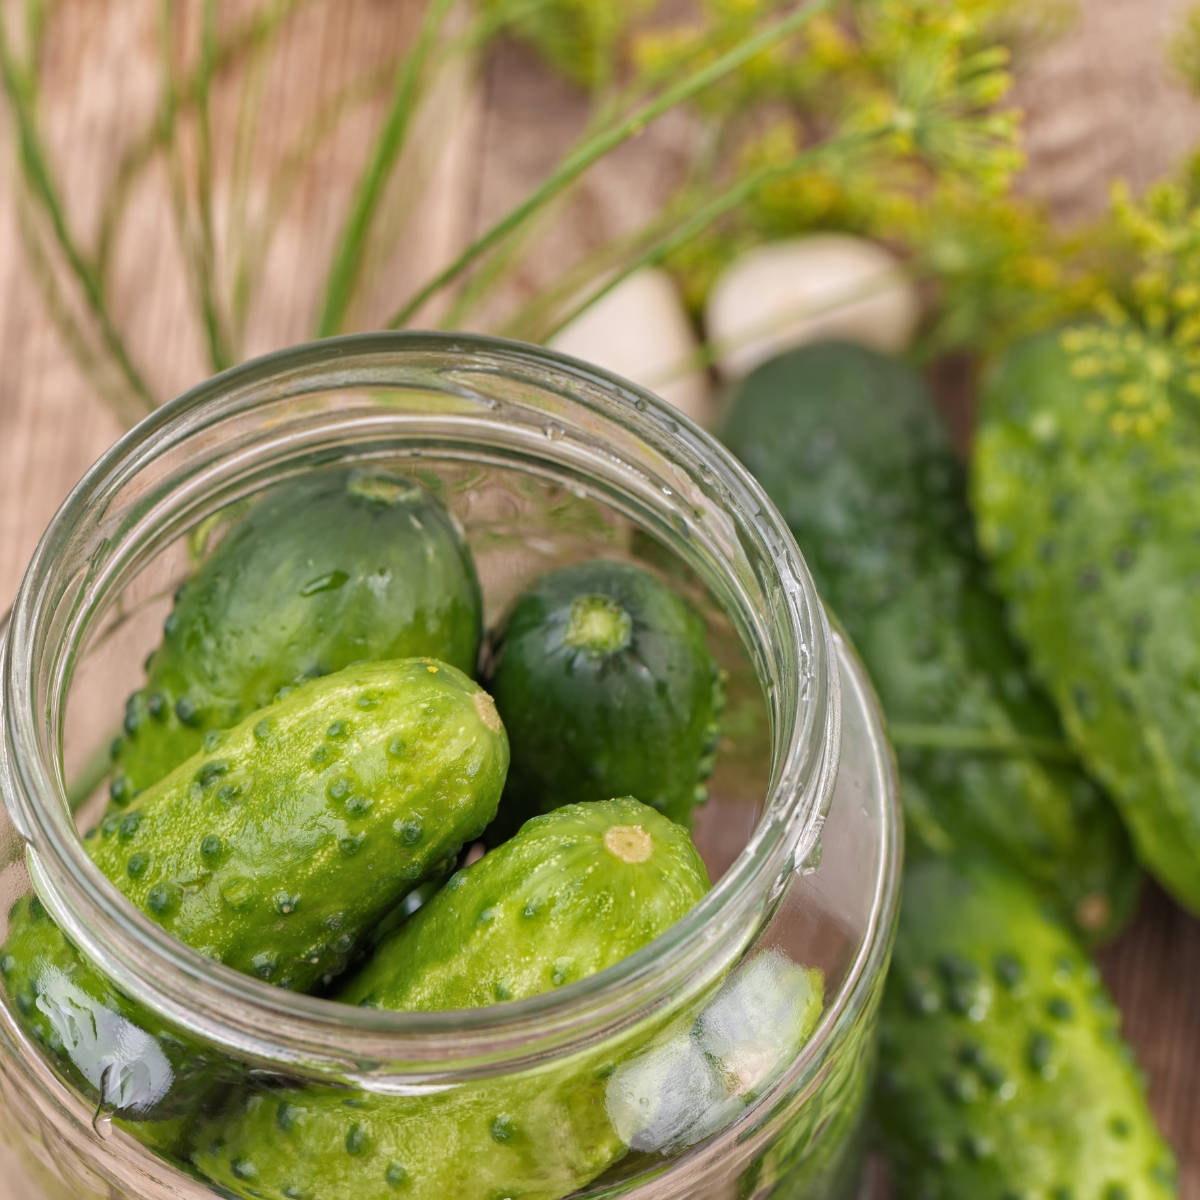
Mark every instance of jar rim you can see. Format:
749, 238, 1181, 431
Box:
2, 331, 845, 1075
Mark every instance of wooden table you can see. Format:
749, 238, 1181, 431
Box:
0, 2, 1197, 1196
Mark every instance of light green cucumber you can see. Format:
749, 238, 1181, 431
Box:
2, 658, 507, 1118
194, 797, 710, 1200
111, 468, 482, 797
876, 854, 1177, 1198
973, 329, 1200, 913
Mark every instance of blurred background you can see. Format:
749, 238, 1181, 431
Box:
0, 0, 1198, 1194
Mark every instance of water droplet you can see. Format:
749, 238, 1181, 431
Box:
221, 877, 255, 910
542, 422, 565, 440
300, 570, 350, 597
345, 1123, 369, 1156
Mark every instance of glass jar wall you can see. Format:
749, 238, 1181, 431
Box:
0, 334, 900, 1199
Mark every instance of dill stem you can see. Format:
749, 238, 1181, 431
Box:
385, 0, 836, 330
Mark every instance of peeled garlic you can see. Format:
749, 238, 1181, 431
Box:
705, 235, 920, 379
549, 268, 713, 427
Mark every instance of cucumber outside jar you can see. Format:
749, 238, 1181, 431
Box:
0, 333, 899, 1200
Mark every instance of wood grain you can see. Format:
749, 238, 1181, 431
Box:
0, 2, 1197, 1197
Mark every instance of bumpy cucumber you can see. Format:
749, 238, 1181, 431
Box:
343, 796, 710, 1009
721, 340, 1138, 941
876, 854, 1176, 1198
94, 658, 507, 986
112, 468, 482, 796
2, 658, 507, 1117
1, 895, 223, 1118
194, 797, 710, 1200
483, 561, 723, 832
973, 330, 1200, 913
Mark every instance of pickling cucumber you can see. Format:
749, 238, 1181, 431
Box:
483, 561, 723, 833
343, 795, 710, 1009
721, 340, 1138, 941
193, 797, 710, 1200
973, 329, 1200, 914
111, 468, 482, 797
2, 658, 508, 1118
876, 854, 1176, 1198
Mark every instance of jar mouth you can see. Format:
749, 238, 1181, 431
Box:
2, 331, 841, 1076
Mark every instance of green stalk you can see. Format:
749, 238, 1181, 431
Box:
14, 192, 147, 427
155, 0, 231, 372
496, 125, 728, 341
439, 74, 625, 330
94, 0, 313, 288
537, 127, 888, 345
233, 60, 399, 333
194, 0, 231, 370
0, 16, 156, 415
385, 0, 836, 330
316, 0, 458, 337
887, 723, 1075, 764
225, 31, 272, 355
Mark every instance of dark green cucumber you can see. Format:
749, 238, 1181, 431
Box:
2, 658, 507, 1117
721, 340, 1138, 941
973, 329, 1200, 913
112, 468, 482, 797
483, 561, 723, 833
193, 798, 710, 1200
876, 854, 1176, 1198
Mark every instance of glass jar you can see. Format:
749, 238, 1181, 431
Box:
0, 333, 900, 1200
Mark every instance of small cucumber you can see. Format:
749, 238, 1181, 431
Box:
93, 658, 507, 988
721, 340, 1138, 942
342, 795, 710, 1010
3, 658, 507, 1118
193, 797, 710, 1200
112, 469, 482, 796
483, 561, 723, 833
876, 854, 1177, 1198
1, 894, 222, 1119
973, 329, 1200, 913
